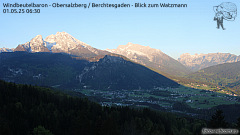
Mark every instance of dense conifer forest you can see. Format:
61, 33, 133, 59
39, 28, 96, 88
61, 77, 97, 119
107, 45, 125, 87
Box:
1, 80, 240, 135
0, 80, 207, 135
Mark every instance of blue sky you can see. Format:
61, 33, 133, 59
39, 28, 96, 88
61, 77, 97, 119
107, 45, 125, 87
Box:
0, 0, 239, 59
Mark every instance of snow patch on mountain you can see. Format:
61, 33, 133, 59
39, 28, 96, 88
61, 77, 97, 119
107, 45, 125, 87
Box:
106, 42, 162, 62
44, 42, 56, 51
0, 48, 13, 53
13, 32, 107, 57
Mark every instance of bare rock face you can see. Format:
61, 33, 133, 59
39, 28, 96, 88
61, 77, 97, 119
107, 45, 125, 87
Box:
45, 32, 97, 57
13, 32, 108, 57
106, 42, 190, 76
14, 35, 49, 52
107, 42, 163, 63
46, 32, 85, 52
30, 35, 50, 52
178, 53, 240, 71
14, 45, 29, 52
0, 48, 13, 53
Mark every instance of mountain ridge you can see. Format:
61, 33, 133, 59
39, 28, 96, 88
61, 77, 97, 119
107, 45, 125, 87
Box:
178, 53, 240, 71
0, 47, 13, 52
186, 61, 240, 94
13, 32, 109, 57
0, 52, 179, 90
106, 42, 191, 76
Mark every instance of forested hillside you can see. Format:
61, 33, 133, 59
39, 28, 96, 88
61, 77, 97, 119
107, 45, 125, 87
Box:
0, 52, 179, 90
186, 61, 240, 94
0, 80, 206, 135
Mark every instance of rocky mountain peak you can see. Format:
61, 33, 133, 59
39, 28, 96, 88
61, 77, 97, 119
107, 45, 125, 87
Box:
178, 53, 240, 71
30, 35, 44, 47
14, 34, 49, 52
106, 42, 190, 76
28, 35, 49, 52
44, 34, 55, 43
126, 42, 134, 46
13, 32, 108, 57
0, 47, 13, 53
112, 42, 161, 54
101, 55, 124, 63
56, 31, 68, 36
44, 32, 90, 51
32, 35, 43, 40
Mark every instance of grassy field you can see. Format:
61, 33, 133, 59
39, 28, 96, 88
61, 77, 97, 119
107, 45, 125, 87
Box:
77, 85, 240, 110
168, 86, 239, 109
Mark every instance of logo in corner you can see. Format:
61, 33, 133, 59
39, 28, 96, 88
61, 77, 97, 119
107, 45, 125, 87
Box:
213, 2, 237, 30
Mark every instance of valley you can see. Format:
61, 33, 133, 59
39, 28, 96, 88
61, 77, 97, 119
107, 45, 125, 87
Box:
181, 61, 240, 96
1, 0, 240, 133
1, 32, 240, 125
76, 86, 239, 111
182, 82, 239, 96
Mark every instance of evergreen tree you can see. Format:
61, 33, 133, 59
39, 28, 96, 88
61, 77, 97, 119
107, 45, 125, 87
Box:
237, 117, 240, 129
209, 110, 228, 128
33, 126, 54, 135
0, 80, 209, 135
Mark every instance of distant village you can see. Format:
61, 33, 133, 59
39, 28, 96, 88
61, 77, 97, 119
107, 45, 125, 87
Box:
74, 86, 240, 112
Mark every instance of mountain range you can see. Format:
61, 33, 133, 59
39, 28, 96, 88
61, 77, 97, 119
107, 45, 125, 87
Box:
0, 52, 179, 90
0, 47, 13, 53
14, 32, 109, 57
1, 32, 239, 75
1, 32, 240, 93
1, 32, 191, 77
178, 53, 240, 71
106, 42, 190, 76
